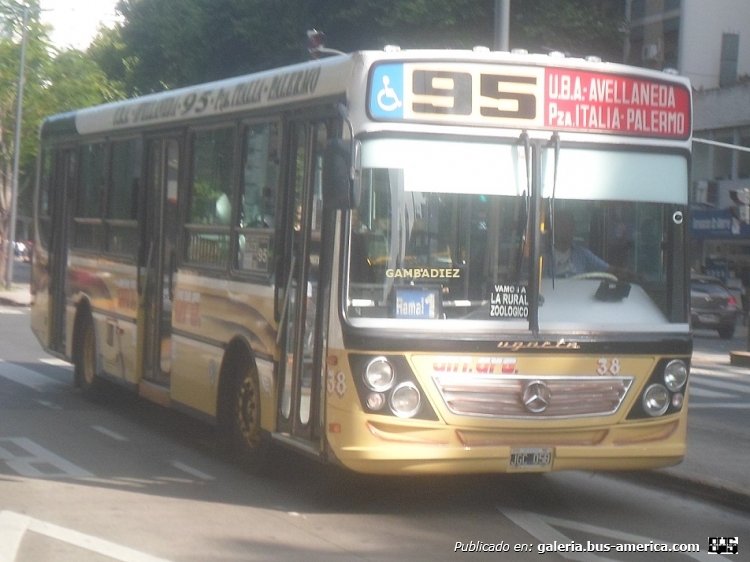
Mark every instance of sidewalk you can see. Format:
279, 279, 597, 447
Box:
1, 280, 748, 508
0, 282, 31, 307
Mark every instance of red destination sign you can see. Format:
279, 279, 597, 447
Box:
544, 68, 691, 139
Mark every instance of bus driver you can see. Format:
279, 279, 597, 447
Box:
544, 209, 609, 277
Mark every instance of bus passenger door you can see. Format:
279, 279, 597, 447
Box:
47, 148, 76, 354
277, 119, 331, 444
139, 136, 180, 388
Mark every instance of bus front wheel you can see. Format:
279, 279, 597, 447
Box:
223, 362, 271, 472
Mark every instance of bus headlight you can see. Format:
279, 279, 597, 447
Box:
642, 384, 670, 416
627, 357, 690, 419
364, 356, 395, 392
663, 360, 688, 391
389, 382, 421, 418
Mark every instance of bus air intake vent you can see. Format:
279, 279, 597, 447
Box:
432, 374, 633, 419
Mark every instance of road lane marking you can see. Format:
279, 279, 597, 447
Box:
691, 365, 750, 378
91, 425, 129, 442
0, 510, 28, 562
688, 402, 750, 409
0, 510, 172, 562
0, 437, 93, 479
688, 386, 727, 398
171, 460, 215, 481
690, 376, 750, 394
500, 508, 715, 561
0, 360, 66, 392
34, 399, 63, 410
39, 357, 73, 368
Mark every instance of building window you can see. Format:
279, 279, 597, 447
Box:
738, 128, 750, 179
713, 131, 734, 179
692, 138, 712, 183
720, 33, 739, 88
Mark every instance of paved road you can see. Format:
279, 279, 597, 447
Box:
0, 320, 746, 561
659, 324, 750, 507
0, 262, 747, 560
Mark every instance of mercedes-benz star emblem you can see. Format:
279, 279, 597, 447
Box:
522, 380, 552, 413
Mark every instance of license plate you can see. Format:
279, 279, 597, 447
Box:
508, 447, 554, 472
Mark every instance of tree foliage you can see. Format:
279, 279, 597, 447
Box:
0, 0, 625, 283
104, 0, 625, 95
0, 0, 47, 281
0, 0, 122, 283
511, 0, 625, 61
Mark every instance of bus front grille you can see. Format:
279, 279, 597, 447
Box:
432, 374, 633, 418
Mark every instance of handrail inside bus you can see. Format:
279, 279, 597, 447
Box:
277, 255, 296, 346
138, 240, 154, 296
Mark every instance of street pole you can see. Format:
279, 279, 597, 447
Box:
5, 4, 28, 290
494, 0, 510, 51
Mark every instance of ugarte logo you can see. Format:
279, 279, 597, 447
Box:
497, 340, 581, 351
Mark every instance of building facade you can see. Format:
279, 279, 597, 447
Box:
627, 0, 750, 286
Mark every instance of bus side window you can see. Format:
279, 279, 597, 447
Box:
74, 142, 106, 250
107, 138, 142, 256
37, 148, 54, 249
237, 121, 280, 274
186, 127, 235, 267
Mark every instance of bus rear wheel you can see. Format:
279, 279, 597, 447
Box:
224, 363, 270, 472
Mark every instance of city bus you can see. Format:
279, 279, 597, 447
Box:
31, 47, 692, 474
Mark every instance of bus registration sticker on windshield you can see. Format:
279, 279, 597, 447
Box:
508, 447, 554, 472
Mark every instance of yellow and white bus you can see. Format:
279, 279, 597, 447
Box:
31, 47, 693, 474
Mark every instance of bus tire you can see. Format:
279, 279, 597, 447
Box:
74, 315, 102, 396
222, 361, 271, 473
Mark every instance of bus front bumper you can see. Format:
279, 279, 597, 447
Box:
326, 412, 687, 475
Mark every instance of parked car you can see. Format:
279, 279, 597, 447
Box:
690, 274, 740, 339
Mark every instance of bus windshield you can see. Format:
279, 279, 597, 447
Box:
345, 137, 689, 332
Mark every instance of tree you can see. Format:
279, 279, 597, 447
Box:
0, 0, 43, 284
103, 0, 624, 95
0, 0, 123, 284
511, 0, 625, 61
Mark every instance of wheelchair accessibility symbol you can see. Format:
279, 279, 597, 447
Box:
377, 76, 402, 112
369, 64, 404, 119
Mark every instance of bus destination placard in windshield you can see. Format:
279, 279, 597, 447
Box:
368, 62, 691, 140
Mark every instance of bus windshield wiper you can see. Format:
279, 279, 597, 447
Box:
548, 132, 561, 288
513, 131, 531, 279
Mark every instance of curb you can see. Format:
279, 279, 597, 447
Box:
730, 351, 750, 367
0, 294, 30, 307
611, 469, 750, 512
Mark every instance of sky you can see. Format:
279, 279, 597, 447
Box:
40, 0, 121, 51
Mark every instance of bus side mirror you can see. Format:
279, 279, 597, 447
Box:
323, 139, 360, 209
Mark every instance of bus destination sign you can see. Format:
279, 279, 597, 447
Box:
368, 62, 691, 140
